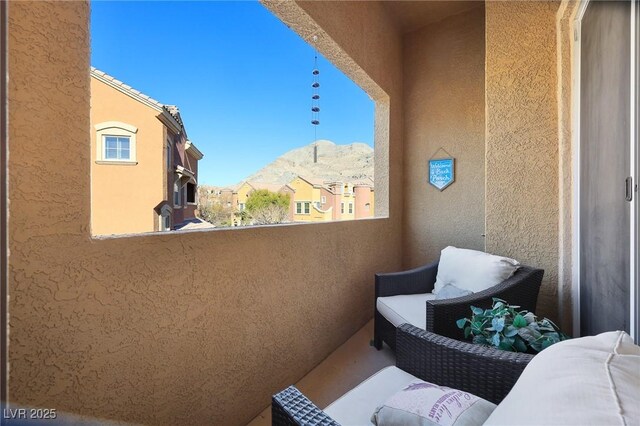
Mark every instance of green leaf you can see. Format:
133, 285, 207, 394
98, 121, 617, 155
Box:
518, 326, 542, 343
541, 338, 554, 350
504, 326, 518, 337
513, 314, 527, 328
456, 318, 467, 329
498, 341, 513, 351
523, 312, 536, 324
492, 317, 505, 332
464, 326, 471, 339
471, 306, 484, 315
491, 333, 501, 347
530, 341, 543, 352
513, 338, 528, 352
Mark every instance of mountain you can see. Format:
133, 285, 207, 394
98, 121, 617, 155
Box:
243, 140, 374, 186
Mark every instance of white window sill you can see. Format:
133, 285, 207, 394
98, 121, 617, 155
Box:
96, 160, 138, 166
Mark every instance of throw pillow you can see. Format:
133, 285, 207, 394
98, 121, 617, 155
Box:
435, 284, 473, 300
433, 246, 520, 294
372, 380, 496, 426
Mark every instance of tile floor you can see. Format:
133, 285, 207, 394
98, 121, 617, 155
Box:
247, 320, 395, 425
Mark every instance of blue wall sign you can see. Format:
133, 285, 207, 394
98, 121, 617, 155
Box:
429, 158, 455, 191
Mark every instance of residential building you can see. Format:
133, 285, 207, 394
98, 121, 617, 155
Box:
232, 181, 295, 225
90, 68, 204, 235
288, 176, 333, 222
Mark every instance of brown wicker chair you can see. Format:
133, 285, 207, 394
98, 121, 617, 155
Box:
272, 324, 534, 426
373, 262, 544, 351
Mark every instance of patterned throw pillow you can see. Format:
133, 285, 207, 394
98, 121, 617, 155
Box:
435, 284, 473, 300
371, 380, 496, 426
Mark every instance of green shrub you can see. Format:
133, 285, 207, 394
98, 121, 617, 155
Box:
456, 298, 569, 353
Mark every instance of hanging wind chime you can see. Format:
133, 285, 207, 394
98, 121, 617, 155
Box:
311, 35, 320, 163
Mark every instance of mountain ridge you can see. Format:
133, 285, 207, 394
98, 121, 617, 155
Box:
241, 140, 374, 186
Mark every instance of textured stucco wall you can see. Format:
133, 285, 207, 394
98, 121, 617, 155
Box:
7, 1, 402, 425
485, 1, 561, 320
402, 6, 486, 267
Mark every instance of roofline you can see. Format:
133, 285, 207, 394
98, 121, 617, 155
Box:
158, 110, 182, 135
91, 67, 164, 113
185, 140, 204, 160
91, 67, 184, 134
295, 175, 325, 189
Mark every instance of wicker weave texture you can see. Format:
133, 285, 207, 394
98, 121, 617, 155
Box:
396, 324, 533, 404
272, 386, 339, 426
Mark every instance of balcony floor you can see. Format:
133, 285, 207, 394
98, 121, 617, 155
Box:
247, 319, 395, 425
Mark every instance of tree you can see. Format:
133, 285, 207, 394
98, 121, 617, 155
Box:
245, 189, 290, 225
197, 186, 233, 227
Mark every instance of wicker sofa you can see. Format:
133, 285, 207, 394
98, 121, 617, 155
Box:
273, 325, 640, 426
373, 261, 544, 351
272, 324, 533, 425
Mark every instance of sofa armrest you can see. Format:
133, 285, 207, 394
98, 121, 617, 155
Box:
395, 324, 533, 404
272, 386, 339, 426
375, 261, 438, 298
425, 266, 544, 339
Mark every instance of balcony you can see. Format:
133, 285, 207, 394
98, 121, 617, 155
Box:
2, 0, 638, 425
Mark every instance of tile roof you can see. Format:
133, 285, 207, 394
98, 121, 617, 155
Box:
90, 67, 164, 111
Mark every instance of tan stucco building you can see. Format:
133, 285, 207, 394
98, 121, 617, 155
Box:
90, 68, 204, 235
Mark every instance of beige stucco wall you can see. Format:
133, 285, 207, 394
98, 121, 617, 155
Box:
402, 6, 486, 267
485, 1, 561, 321
7, 1, 402, 425
91, 77, 165, 235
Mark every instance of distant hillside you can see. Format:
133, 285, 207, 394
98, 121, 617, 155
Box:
243, 140, 374, 185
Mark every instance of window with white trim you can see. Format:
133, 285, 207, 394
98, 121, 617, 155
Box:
95, 121, 137, 164
321, 196, 326, 204
348, 203, 353, 214
174, 180, 181, 207
341, 203, 344, 214
104, 136, 131, 160
296, 202, 310, 214
159, 205, 172, 232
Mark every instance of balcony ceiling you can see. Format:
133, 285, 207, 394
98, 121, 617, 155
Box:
382, 0, 483, 33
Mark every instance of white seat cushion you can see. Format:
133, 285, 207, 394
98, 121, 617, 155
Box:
484, 331, 640, 426
434, 246, 520, 294
376, 292, 435, 329
324, 366, 418, 425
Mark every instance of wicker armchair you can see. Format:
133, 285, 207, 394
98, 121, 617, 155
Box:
373, 262, 544, 351
272, 324, 534, 426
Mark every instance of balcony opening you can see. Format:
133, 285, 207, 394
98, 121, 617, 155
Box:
90, 1, 387, 236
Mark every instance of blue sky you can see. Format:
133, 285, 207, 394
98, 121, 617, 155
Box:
91, 1, 374, 186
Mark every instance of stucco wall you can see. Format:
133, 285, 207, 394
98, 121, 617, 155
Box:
485, 1, 561, 320
402, 6, 486, 267
7, 2, 402, 425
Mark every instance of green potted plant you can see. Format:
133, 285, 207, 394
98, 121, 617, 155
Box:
456, 298, 569, 353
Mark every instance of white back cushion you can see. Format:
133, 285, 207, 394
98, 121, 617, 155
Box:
433, 246, 520, 294
484, 331, 640, 426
